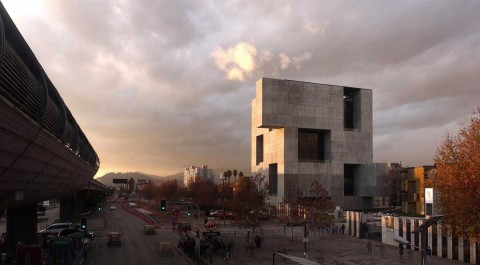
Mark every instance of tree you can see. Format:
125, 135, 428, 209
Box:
378, 167, 402, 211
187, 178, 218, 209
233, 170, 238, 184
434, 108, 480, 238
156, 180, 181, 200
283, 183, 303, 221
127, 177, 135, 193
301, 181, 335, 231
231, 174, 269, 234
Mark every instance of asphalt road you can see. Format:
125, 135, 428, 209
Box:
90, 202, 189, 265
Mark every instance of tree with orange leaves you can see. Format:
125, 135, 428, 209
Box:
434, 108, 480, 238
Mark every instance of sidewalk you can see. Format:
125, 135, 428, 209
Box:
188, 232, 467, 265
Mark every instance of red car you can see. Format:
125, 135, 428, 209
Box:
107, 232, 122, 246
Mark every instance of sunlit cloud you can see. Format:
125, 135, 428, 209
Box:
279, 53, 291, 69
212, 42, 257, 81
303, 19, 329, 35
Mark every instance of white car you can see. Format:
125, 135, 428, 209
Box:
110, 206, 116, 210
39, 223, 74, 235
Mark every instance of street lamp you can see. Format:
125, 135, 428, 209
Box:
220, 174, 226, 226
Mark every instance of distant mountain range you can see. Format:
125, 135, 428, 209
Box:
95, 171, 183, 186
95, 167, 251, 186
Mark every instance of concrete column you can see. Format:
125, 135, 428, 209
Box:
393, 217, 400, 244
355, 212, 361, 238
458, 234, 464, 262
418, 220, 423, 251
345, 211, 350, 236
411, 219, 416, 251
6, 203, 38, 265
402, 217, 407, 237
437, 224, 443, 257
351, 211, 356, 237
60, 196, 76, 222
469, 238, 476, 264
447, 233, 453, 260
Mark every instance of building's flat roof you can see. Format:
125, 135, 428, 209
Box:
261, 77, 371, 91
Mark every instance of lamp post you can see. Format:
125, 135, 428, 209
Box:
220, 175, 226, 226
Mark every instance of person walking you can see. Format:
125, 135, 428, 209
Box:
367, 240, 372, 255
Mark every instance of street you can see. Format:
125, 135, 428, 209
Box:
90, 202, 189, 265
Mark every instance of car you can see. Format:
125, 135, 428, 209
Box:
177, 222, 192, 234
59, 228, 95, 240
144, 225, 156, 235
107, 232, 122, 246
39, 223, 74, 235
158, 241, 174, 257
110, 206, 116, 210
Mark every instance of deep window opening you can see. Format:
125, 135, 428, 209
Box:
298, 129, 330, 162
256, 135, 264, 165
344, 87, 361, 130
269, 163, 277, 195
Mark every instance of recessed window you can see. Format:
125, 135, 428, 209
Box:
269, 163, 277, 195
344, 87, 360, 130
298, 129, 330, 162
344, 164, 358, 196
256, 135, 264, 165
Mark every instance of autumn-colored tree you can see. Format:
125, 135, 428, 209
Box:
231, 174, 269, 233
187, 178, 218, 209
301, 181, 335, 230
156, 180, 181, 200
139, 182, 155, 203
434, 108, 480, 238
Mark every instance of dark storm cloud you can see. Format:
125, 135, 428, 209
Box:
3, 0, 480, 175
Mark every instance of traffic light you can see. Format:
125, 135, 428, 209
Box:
160, 200, 166, 211
81, 217, 87, 230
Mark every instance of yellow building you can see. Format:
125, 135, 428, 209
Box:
400, 166, 434, 215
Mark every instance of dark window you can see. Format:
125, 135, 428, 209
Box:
344, 164, 357, 196
268, 163, 277, 195
344, 87, 360, 130
298, 129, 330, 162
256, 135, 263, 165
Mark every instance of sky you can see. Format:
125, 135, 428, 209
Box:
3, 0, 480, 177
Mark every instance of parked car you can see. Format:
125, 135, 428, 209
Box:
110, 206, 116, 210
144, 225, 156, 235
158, 241, 174, 257
39, 223, 74, 235
107, 232, 122, 246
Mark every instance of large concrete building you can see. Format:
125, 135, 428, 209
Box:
183, 165, 214, 187
251, 78, 377, 209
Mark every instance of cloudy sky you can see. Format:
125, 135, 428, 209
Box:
3, 0, 480, 177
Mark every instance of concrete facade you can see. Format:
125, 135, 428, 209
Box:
251, 78, 374, 209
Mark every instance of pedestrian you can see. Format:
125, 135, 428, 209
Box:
399, 244, 404, 262
426, 246, 432, 264
367, 240, 372, 255
341, 224, 345, 234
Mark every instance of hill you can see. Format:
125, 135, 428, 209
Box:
95, 171, 183, 186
